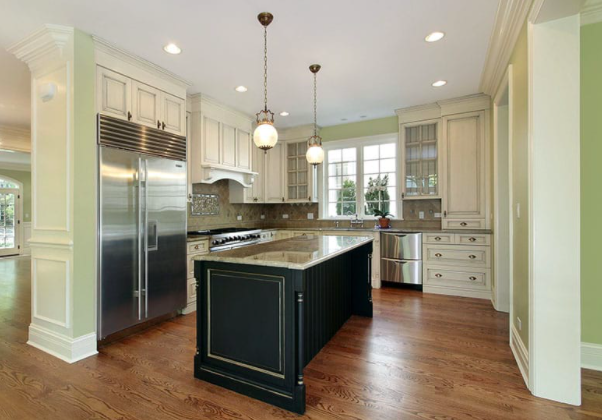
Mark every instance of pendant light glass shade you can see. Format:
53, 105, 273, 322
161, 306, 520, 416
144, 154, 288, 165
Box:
254, 12, 278, 153
306, 64, 324, 166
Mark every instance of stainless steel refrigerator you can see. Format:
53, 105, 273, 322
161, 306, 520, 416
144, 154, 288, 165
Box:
98, 114, 187, 339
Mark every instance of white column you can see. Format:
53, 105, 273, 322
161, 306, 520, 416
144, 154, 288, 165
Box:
9, 25, 98, 363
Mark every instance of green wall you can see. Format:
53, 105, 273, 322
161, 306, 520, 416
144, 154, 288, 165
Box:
509, 22, 530, 348
581, 21, 602, 345
321, 116, 398, 142
0, 168, 31, 222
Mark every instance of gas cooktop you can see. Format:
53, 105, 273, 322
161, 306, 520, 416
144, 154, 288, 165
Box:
187, 228, 263, 252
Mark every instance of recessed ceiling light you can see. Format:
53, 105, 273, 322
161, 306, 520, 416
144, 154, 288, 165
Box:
279, 111, 289, 116
432, 80, 447, 87
163, 43, 182, 55
235, 86, 248, 92
425, 32, 445, 43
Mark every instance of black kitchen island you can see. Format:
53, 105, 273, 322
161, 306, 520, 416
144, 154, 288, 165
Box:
193, 234, 373, 414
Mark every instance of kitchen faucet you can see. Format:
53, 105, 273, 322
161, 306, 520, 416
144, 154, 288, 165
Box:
349, 213, 364, 228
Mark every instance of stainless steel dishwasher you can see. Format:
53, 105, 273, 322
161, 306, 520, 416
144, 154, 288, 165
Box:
380, 232, 423, 284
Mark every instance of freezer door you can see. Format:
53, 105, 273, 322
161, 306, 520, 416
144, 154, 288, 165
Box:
144, 156, 187, 319
380, 258, 423, 284
99, 147, 142, 338
380, 232, 422, 260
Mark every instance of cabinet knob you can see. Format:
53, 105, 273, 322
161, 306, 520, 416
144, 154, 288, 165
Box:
460, 222, 468, 226
435, 236, 442, 241
435, 273, 442, 278
469, 255, 476, 259
469, 276, 477, 281
194, 245, 199, 250
469, 237, 476, 242
308, 196, 311, 201
282, 197, 285, 202
443, 210, 447, 217
157, 120, 161, 129
435, 253, 442, 258
127, 111, 132, 121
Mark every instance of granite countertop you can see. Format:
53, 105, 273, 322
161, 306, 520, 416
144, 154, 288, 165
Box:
262, 227, 493, 235
194, 235, 373, 270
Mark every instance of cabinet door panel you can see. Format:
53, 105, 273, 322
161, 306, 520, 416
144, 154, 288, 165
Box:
202, 116, 220, 165
132, 81, 160, 129
265, 143, 284, 203
221, 124, 237, 167
251, 145, 265, 202
97, 67, 131, 120
162, 93, 185, 135
237, 130, 252, 170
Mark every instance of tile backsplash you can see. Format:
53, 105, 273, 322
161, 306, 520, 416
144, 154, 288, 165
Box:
187, 180, 442, 231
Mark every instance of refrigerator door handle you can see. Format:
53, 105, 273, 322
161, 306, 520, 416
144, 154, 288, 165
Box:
144, 158, 149, 319
137, 157, 143, 321
147, 220, 158, 251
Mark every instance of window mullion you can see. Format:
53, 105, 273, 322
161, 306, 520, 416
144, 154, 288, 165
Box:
357, 146, 364, 218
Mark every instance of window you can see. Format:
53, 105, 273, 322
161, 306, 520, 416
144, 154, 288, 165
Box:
323, 137, 399, 219
0, 178, 19, 189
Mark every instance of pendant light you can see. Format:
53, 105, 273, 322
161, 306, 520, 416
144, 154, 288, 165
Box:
253, 12, 278, 153
306, 64, 324, 166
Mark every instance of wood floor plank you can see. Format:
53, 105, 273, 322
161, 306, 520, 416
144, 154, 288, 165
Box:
1, 256, 601, 419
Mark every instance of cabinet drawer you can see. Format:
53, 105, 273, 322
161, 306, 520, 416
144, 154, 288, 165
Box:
455, 233, 490, 246
423, 233, 454, 244
424, 245, 490, 268
425, 266, 490, 290
187, 278, 197, 304
443, 219, 485, 229
188, 240, 208, 254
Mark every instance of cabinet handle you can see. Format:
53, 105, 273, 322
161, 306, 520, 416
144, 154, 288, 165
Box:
435, 253, 442, 258
469, 255, 476, 259
443, 210, 447, 217
127, 111, 132, 121
308, 196, 311, 201
282, 197, 285, 202
194, 245, 199, 250
435, 273, 442, 278
469, 276, 477, 281
469, 237, 476, 242
401, 192, 405, 199
460, 222, 468, 226
435, 236, 442, 241
157, 120, 161, 129
161, 121, 166, 130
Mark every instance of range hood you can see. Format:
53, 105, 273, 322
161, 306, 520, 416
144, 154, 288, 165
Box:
198, 164, 257, 188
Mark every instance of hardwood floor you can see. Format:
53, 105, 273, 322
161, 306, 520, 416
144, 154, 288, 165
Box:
1, 256, 601, 419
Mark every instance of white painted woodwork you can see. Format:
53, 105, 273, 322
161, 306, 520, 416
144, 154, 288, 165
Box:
221, 124, 237, 167
441, 111, 488, 229
131, 80, 160, 128
97, 66, 131, 121
423, 232, 454, 244
265, 143, 285, 203
161, 92, 185, 135
202, 115, 221, 165
279, 125, 318, 203
184, 239, 208, 315
236, 130, 252, 171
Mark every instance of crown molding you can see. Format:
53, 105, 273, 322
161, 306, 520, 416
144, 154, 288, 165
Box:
278, 124, 318, 141
0, 162, 31, 172
0, 125, 31, 153
93, 36, 191, 90
395, 102, 441, 124
582, 0, 602, 25
479, 0, 534, 95
189, 93, 253, 122
8, 24, 73, 73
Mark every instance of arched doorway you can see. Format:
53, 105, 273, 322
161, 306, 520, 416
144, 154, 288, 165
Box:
0, 176, 22, 257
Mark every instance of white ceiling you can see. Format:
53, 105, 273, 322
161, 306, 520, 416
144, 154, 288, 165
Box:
0, 0, 499, 128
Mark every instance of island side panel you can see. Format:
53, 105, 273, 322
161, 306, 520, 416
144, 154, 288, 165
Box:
194, 260, 305, 414
302, 242, 373, 366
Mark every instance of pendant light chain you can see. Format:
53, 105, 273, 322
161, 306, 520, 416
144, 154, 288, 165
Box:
263, 26, 268, 112
313, 72, 317, 136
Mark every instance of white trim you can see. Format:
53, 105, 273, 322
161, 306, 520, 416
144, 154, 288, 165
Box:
181, 302, 196, 315
480, 0, 533, 95
32, 257, 70, 328
511, 324, 530, 387
22, 222, 31, 255
582, 342, 602, 371
28, 325, 97, 364
0, 162, 30, 171
0, 174, 24, 256
423, 285, 492, 300
582, 0, 602, 25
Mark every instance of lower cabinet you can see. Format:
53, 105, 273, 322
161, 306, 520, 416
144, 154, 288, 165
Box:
184, 239, 209, 314
423, 233, 491, 299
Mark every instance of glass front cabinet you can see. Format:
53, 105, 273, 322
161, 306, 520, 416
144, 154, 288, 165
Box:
399, 119, 440, 199
285, 140, 317, 203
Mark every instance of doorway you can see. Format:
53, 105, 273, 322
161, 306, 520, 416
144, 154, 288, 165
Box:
492, 65, 512, 314
0, 177, 22, 257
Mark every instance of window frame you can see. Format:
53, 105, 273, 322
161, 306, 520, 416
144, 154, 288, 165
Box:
319, 134, 402, 220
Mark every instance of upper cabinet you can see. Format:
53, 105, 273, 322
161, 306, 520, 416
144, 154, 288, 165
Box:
281, 125, 318, 203
396, 94, 491, 230
265, 142, 286, 203
96, 66, 187, 136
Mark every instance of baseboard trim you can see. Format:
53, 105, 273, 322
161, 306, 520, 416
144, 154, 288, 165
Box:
423, 285, 491, 300
582, 342, 602, 371
181, 302, 196, 315
28, 324, 97, 363
510, 324, 529, 387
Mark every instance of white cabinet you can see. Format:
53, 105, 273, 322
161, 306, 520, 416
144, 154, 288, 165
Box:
201, 115, 221, 165
221, 124, 237, 167
237, 130, 252, 171
96, 66, 186, 136
230, 141, 266, 203
441, 111, 488, 229
265, 143, 286, 203
285, 141, 313, 202
184, 239, 209, 314
97, 67, 131, 121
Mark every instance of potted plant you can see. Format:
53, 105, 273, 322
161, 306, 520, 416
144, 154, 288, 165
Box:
373, 209, 393, 229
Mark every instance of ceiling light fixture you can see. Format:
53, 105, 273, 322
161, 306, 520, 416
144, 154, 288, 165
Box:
235, 86, 248, 92
306, 64, 324, 167
279, 111, 289, 116
253, 12, 278, 153
163, 43, 182, 55
432, 80, 447, 87
425, 32, 445, 42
